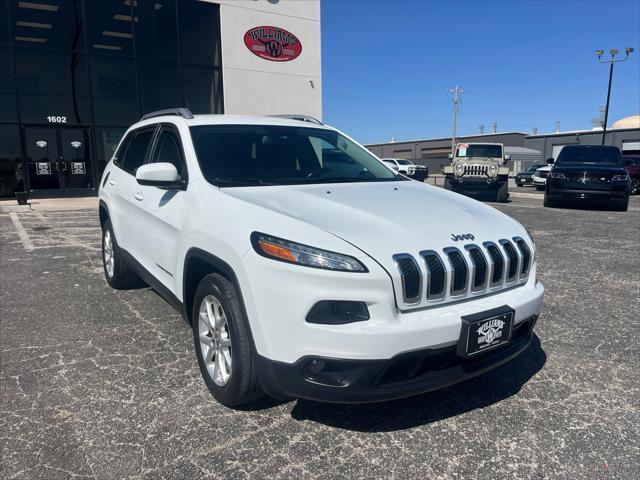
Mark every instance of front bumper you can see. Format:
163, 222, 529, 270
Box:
256, 315, 538, 403
547, 187, 628, 203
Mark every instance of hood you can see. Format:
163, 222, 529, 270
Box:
223, 181, 524, 263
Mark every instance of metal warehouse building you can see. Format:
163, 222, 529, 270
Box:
367, 120, 640, 175
0, 0, 321, 198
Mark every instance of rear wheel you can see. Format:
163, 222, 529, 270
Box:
192, 273, 263, 407
101, 220, 140, 289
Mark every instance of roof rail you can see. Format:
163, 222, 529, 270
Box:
269, 114, 323, 125
140, 108, 194, 121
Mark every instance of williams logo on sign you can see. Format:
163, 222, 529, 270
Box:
244, 26, 302, 62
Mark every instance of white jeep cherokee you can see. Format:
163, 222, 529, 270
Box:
99, 109, 544, 407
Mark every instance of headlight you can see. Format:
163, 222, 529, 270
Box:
455, 163, 465, 175
550, 172, 565, 179
251, 232, 368, 272
488, 165, 498, 177
612, 174, 629, 181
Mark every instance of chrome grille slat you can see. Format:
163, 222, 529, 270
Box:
393, 254, 422, 304
419, 250, 446, 301
499, 239, 519, 283
393, 240, 531, 308
443, 247, 468, 296
465, 245, 488, 292
513, 237, 532, 278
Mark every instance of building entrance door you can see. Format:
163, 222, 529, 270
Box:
24, 126, 93, 194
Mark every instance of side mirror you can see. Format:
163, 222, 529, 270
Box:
546, 157, 555, 164
504, 154, 511, 161
136, 163, 185, 189
625, 159, 634, 166
447, 153, 453, 160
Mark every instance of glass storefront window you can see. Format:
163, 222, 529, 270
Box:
182, 66, 223, 114
178, 0, 222, 67
133, 0, 178, 62
0, 124, 24, 197
14, 48, 92, 124
139, 61, 181, 116
95, 127, 126, 178
1, 47, 18, 122
10, 0, 85, 52
1, 2, 10, 46
85, 0, 134, 57
90, 55, 139, 126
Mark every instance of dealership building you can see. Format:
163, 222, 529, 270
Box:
0, 0, 321, 198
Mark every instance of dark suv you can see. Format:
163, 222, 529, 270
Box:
624, 155, 640, 195
544, 145, 630, 211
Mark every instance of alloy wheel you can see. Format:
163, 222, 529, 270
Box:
103, 229, 115, 278
198, 295, 232, 386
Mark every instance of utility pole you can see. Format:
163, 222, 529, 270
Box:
479, 124, 484, 134
447, 86, 463, 154
596, 48, 634, 145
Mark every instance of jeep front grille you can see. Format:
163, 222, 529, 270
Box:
394, 238, 532, 308
463, 164, 489, 176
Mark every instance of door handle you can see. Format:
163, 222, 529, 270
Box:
133, 192, 144, 201
108, 178, 116, 186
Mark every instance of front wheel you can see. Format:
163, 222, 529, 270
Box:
630, 178, 639, 195
101, 220, 140, 289
612, 198, 629, 212
193, 273, 263, 407
496, 181, 508, 203
444, 175, 455, 191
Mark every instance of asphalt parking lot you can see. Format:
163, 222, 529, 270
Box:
1, 193, 639, 479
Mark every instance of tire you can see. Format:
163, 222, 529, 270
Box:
516, 183, 523, 188
496, 181, 508, 203
444, 175, 455, 191
612, 198, 629, 212
535, 185, 545, 191
543, 195, 554, 208
102, 220, 140, 289
630, 178, 639, 195
192, 273, 263, 408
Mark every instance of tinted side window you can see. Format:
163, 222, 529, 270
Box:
151, 128, 186, 179
113, 133, 132, 167
121, 130, 154, 174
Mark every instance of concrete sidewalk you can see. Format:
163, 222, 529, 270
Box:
0, 196, 98, 214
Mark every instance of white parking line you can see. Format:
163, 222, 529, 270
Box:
8, 213, 34, 251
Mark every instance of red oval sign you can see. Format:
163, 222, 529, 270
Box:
244, 26, 302, 62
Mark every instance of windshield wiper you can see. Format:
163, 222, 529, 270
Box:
213, 177, 272, 187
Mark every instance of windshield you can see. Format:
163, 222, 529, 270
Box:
455, 144, 502, 158
527, 164, 544, 172
190, 125, 400, 187
397, 160, 412, 165
556, 147, 623, 166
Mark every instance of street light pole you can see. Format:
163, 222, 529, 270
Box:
447, 86, 463, 155
596, 48, 634, 145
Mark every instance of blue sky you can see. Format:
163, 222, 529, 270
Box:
321, 0, 640, 144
